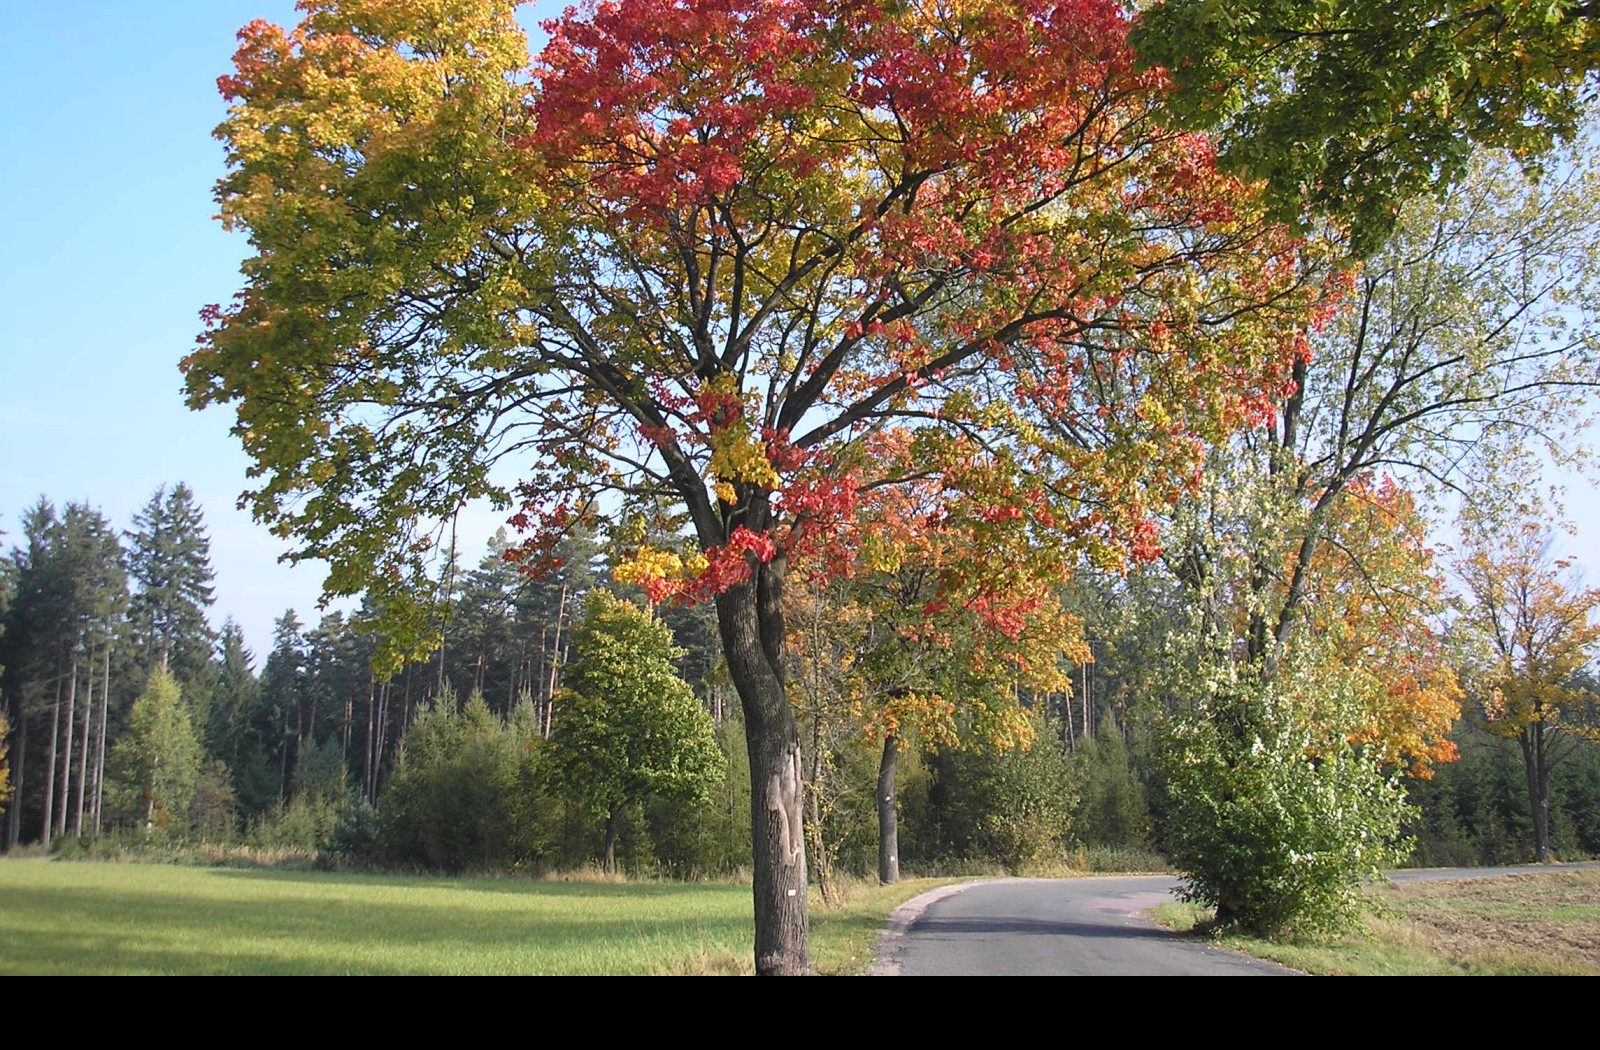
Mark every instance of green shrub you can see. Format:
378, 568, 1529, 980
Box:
377, 691, 534, 872
937, 717, 1077, 870
1159, 666, 1411, 937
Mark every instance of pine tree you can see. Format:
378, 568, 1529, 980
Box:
0, 500, 128, 845
254, 610, 306, 806
127, 483, 216, 681
208, 618, 259, 765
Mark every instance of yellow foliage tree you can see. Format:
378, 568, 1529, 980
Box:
1456, 518, 1600, 861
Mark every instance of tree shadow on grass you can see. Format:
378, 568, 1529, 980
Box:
210, 866, 748, 899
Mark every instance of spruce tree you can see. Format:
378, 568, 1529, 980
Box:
127, 483, 216, 681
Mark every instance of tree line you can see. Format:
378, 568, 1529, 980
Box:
3, 466, 1597, 894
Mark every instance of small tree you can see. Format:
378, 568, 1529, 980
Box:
1159, 643, 1411, 937
546, 592, 723, 873
107, 668, 202, 831
379, 690, 529, 871
1456, 519, 1600, 862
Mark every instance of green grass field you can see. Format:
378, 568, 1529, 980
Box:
0, 860, 944, 975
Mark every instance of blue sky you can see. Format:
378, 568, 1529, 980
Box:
1, 2, 1596, 660
0, 2, 560, 658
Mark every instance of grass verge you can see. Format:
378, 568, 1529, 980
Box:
1148, 870, 1600, 975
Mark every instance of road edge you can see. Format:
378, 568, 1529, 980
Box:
869, 879, 996, 976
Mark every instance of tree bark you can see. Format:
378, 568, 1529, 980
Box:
716, 559, 810, 976
1522, 726, 1554, 862
603, 805, 618, 874
57, 658, 77, 838
92, 645, 110, 833
74, 669, 92, 836
877, 732, 900, 884
43, 674, 60, 849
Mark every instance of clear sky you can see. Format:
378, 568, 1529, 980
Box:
2, 2, 1596, 661
0, 2, 561, 659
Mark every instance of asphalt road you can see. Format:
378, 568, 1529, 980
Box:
873, 863, 1600, 976
874, 876, 1297, 976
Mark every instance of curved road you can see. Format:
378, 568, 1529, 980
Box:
874, 876, 1296, 975
874, 864, 1600, 976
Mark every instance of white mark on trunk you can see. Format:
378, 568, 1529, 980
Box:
767, 748, 806, 865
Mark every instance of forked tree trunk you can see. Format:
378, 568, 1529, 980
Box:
715, 559, 810, 976
877, 733, 900, 884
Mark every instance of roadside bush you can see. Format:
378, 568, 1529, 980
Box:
1158, 661, 1411, 937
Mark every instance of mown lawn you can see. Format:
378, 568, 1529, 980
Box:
0, 860, 946, 975
1150, 870, 1600, 976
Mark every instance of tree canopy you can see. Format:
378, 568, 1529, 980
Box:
1134, 0, 1600, 251
190, 0, 1337, 972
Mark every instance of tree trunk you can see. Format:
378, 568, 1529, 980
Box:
877, 733, 900, 884
57, 658, 77, 838
7, 711, 25, 849
715, 559, 810, 976
603, 805, 618, 874
1522, 726, 1553, 862
545, 586, 568, 739
74, 669, 92, 836
92, 646, 110, 833
805, 694, 833, 905
43, 674, 60, 849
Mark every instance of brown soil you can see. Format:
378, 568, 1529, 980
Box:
1386, 871, 1600, 974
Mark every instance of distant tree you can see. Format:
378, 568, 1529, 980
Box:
107, 668, 202, 830
208, 619, 259, 765
127, 483, 216, 681
189, 760, 239, 840
935, 715, 1078, 871
545, 592, 723, 873
784, 444, 1082, 884
1, 500, 128, 845
379, 689, 533, 872
1073, 723, 1150, 848
291, 734, 349, 804
1455, 519, 1600, 862
254, 610, 307, 803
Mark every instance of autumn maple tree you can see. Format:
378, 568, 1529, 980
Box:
784, 431, 1083, 884
1456, 517, 1600, 862
189, 0, 1327, 973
